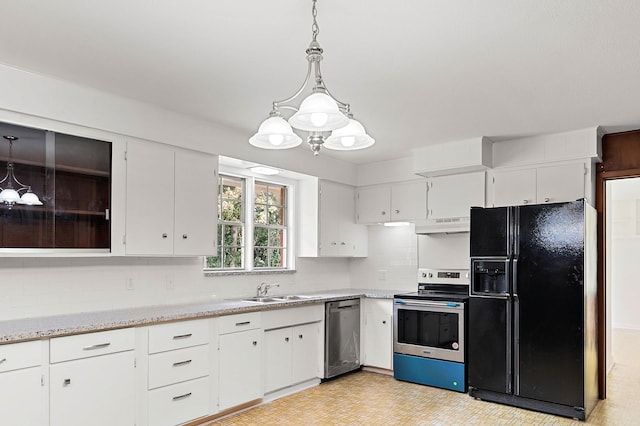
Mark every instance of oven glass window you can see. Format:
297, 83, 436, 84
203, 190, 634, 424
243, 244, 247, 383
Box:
397, 309, 459, 350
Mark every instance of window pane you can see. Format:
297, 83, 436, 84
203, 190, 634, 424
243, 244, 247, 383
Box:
221, 200, 242, 222
268, 206, 284, 225
269, 248, 285, 268
267, 186, 284, 206
254, 247, 268, 267
223, 224, 243, 246
268, 229, 283, 246
223, 247, 243, 268
254, 204, 267, 224
254, 227, 268, 247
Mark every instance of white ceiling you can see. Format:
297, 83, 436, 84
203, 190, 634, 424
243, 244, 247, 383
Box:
2, 0, 640, 165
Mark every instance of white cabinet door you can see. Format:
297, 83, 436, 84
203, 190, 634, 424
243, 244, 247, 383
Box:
0, 367, 44, 426
391, 181, 427, 221
264, 328, 293, 393
363, 299, 393, 370
536, 163, 585, 204
319, 181, 367, 257
174, 150, 218, 255
218, 329, 262, 410
292, 322, 320, 384
126, 141, 218, 256
126, 141, 175, 255
50, 350, 135, 426
356, 186, 390, 223
427, 172, 485, 219
492, 168, 537, 207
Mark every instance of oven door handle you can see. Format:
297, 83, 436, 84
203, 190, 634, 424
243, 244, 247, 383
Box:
394, 299, 462, 308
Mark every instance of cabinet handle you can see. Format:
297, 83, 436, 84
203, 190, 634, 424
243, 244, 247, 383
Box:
394, 209, 400, 214
235, 321, 251, 326
172, 359, 192, 367
340, 242, 346, 246
330, 242, 337, 246
182, 234, 188, 239
544, 197, 550, 202
523, 200, 529, 204
82, 342, 111, 351
298, 334, 303, 339
162, 233, 168, 238
173, 333, 193, 340
252, 341, 258, 346
0, 358, 6, 364
172, 392, 192, 401
285, 337, 289, 342
63, 378, 71, 386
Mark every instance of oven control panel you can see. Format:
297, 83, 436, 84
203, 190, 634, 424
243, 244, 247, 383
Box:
418, 268, 470, 285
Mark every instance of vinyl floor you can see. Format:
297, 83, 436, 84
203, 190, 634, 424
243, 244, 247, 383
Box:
205, 363, 640, 426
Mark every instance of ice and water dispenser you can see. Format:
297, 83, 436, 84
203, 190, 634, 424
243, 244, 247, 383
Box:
471, 260, 509, 296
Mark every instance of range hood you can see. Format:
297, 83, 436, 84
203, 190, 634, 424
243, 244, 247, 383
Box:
414, 217, 470, 234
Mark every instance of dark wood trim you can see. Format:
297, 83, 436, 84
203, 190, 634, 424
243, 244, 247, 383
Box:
595, 129, 640, 399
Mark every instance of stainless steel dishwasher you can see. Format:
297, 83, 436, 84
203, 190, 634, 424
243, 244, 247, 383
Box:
325, 298, 361, 378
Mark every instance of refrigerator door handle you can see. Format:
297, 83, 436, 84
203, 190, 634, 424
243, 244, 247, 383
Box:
512, 257, 518, 296
513, 293, 520, 396
506, 295, 513, 394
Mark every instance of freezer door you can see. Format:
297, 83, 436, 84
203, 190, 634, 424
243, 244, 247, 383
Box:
467, 297, 512, 394
470, 207, 512, 257
515, 201, 585, 407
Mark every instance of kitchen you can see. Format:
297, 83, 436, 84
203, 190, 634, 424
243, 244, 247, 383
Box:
1, 1, 640, 425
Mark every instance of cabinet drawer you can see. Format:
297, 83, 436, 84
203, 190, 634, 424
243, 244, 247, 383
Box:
148, 319, 210, 354
218, 312, 261, 334
148, 377, 210, 426
0, 340, 42, 373
50, 328, 135, 363
148, 345, 210, 390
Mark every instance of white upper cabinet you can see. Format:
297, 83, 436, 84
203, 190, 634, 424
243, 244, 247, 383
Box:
491, 162, 585, 207
125, 141, 218, 256
356, 181, 427, 224
426, 172, 485, 220
298, 179, 367, 257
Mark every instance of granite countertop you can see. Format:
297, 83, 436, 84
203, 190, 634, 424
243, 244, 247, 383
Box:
0, 288, 400, 344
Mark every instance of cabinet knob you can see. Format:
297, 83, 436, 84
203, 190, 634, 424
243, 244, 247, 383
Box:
394, 209, 400, 214
382, 320, 386, 324
162, 233, 168, 238
340, 242, 346, 246
182, 234, 188, 239
523, 200, 529, 205
252, 341, 258, 346
63, 378, 71, 386
285, 337, 289, 342
331, 242, 337, 246
299, 334, 303, 339
544, 197, 550, 203
381, 211, 386, 216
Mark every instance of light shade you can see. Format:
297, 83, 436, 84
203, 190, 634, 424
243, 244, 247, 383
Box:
0, 188, 21, 204
324, 117, 375, 150
288, 93, 349, 132
20, 190, 43, 206
249, 116, 302, 149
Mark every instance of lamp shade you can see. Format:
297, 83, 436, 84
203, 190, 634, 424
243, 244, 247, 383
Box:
249, 116, 302, 149
0, 188, 21, 204
324, 117, 375, 150
21, 190, 43, 205
288, 92, 349, 132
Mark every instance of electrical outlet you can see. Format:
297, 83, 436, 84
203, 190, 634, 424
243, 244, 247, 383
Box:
126, 278, 135, 290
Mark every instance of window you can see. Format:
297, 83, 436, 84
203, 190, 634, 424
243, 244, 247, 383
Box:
253, 181, 287, 268
206, 173, 291, 272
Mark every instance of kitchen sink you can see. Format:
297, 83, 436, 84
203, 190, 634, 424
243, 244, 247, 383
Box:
242, 296, 280, 303
273, 295, 311, 301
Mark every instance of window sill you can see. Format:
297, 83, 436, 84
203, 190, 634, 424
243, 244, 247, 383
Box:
204, 269, 296, 277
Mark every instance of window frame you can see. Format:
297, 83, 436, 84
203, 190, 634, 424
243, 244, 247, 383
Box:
204, 169, 296, 274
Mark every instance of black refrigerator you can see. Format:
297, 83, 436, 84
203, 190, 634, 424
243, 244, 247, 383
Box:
467, 200, 598, 420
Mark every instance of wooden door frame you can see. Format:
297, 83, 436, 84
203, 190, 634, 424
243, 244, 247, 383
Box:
595, 129, 640, 398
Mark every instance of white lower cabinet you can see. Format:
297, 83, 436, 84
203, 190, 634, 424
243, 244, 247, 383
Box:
148, 377, 210, 426
0, 340, 46, 426
49, 329, 135, 426
264, 322, 320, 393
218, 313, 263, 411
363, 299, 393, 370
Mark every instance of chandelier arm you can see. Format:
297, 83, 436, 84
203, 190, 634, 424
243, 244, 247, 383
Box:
272, 61, 314, 109
314, 61, 350, 112
10, 169, 30, 192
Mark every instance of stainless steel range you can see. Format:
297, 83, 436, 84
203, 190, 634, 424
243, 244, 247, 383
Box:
393, 268, 469, 392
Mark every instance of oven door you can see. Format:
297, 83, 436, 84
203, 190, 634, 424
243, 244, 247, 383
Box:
393, 298, 465, 363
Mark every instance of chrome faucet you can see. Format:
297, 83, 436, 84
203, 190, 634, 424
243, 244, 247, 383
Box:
256, 282, 279, 297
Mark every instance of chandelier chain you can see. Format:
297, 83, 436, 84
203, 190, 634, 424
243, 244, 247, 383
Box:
311, 0, 319, 41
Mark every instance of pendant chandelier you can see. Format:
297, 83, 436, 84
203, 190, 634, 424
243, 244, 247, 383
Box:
249, 0, 374, 156
0, 135, 43, 208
